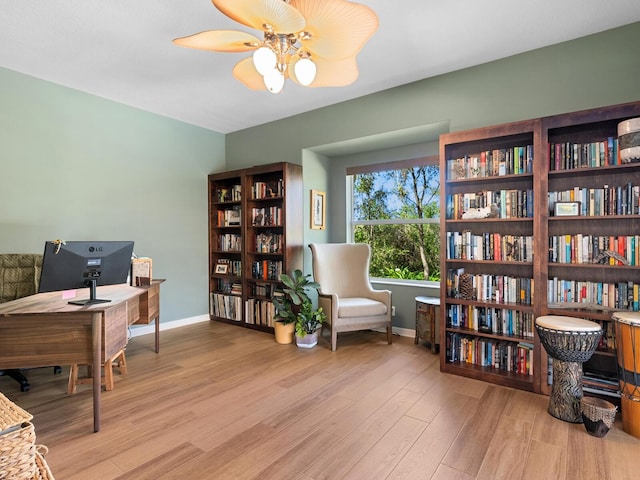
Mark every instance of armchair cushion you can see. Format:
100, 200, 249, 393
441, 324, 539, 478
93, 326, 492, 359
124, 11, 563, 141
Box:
338, 297, 388, 318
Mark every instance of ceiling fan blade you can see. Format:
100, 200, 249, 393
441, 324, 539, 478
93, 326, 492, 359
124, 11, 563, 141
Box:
232, 57, 268, 91
290, 0, 378, 59
290, 55, 359, 87
173, 30, 261, 52
212, 0, 306, 33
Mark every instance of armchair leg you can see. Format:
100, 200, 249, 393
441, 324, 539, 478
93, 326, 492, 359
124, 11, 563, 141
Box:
387, 325, 393, 345
331, 328, 338, 352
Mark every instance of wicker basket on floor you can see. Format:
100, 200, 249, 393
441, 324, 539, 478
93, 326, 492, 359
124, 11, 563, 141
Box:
0, 392, 36, 480
581, 396, 617, 438
33, 445, 55, 480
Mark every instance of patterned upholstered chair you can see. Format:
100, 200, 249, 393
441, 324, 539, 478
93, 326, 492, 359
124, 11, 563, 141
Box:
309, 243, 392, 351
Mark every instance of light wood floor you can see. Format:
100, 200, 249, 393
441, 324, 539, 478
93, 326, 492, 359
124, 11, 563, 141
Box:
2, 321, 638, 480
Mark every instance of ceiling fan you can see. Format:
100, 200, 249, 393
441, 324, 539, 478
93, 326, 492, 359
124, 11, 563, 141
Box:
173, 0, 378, 94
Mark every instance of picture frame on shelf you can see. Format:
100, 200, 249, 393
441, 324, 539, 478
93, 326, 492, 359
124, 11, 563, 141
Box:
310, 190, 325, 230
554, 201, 580, 217
215, 263, 229, 274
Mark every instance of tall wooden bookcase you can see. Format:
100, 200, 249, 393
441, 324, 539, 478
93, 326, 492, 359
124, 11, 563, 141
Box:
440, 101, 640, 395
208, 162, 303, 332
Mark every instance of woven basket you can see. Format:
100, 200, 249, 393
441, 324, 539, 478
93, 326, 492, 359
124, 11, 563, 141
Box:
33, 446, 55, 480
0, 393, 36, 480
581, 396, 617, 438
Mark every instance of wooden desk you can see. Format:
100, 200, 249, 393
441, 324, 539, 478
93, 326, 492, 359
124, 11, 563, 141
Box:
0, 284, 144, 432
131, 279, 165, 353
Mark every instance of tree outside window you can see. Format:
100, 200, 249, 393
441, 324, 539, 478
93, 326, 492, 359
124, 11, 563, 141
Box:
350, 160, 440, 281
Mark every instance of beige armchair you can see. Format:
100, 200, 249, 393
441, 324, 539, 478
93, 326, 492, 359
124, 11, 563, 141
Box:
309, 243, 392, 351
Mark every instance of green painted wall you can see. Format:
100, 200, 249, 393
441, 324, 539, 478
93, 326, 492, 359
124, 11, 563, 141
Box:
226, 23, 640, 169
0, 67, 225, 322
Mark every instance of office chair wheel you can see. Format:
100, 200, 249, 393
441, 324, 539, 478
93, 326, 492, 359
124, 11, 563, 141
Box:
20, 380, 30, 392
53, 366, 62, 374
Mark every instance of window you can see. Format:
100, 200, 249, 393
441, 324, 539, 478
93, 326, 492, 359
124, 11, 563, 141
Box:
347, 156, 440, 282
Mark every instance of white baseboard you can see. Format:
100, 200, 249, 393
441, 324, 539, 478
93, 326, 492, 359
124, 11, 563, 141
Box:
130, 314, 417, 340
129, 314, 210, 338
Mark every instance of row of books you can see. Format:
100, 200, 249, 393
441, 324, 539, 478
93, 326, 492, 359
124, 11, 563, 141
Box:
446, 145, 534, 180
209, 292, 242, 322
549, 138, 621, 171
245, 298, 277, 327
255, 232, 282, 253
252, 179, 284, 199
549, 183, 640, 216
447, 304, 535, 337
216, 184, 241, 203
251, 260, 282, 281
446, 189, 534, 220
446, 333, 534, 376
213, 279, 242, 295
446, 231, 533, 262
547, 277, 640, 311
251, 206, 282, 226
217, 234, 241, 252
216, 206, 241, 226
446, 269, 534, 305
548, 234, 640, 266
252, 282, 281, 298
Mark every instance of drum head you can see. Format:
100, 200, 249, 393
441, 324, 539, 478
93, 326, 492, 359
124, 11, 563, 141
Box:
536, 315, 601, 332
612, 311, 640, 326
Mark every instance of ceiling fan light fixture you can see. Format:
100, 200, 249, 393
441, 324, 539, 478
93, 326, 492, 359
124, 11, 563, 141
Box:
294, 56, 316, 86
253, 46, 277, 76
264, 69, 285, 93
175, 0, 378, 93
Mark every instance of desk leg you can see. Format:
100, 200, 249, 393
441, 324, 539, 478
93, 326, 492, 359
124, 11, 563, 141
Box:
92, 312, 102, 433
154, 315, 160, 353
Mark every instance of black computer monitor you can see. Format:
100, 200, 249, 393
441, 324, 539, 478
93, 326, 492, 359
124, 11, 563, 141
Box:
38, 240, 135, 305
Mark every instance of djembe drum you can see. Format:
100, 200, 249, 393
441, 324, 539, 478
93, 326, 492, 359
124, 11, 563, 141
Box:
612, 311, 640, 438
535, 316, 602, 423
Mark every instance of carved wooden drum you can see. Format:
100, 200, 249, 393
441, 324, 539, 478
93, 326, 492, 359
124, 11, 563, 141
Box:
536, 315, 602, 423
612, 311, 640, 438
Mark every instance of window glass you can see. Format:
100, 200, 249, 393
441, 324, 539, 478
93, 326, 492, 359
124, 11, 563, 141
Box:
350, 162, 440, 281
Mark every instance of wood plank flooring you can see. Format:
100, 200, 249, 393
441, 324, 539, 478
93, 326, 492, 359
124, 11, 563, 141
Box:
2, 321, 638, 479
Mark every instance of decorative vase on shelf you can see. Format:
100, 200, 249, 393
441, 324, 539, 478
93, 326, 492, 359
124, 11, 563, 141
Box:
274, 321, 295, 344
295, 331, 318, 349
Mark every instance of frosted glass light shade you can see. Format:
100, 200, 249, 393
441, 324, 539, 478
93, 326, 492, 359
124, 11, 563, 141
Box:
294, 57, 316, 86
264, 69, 285, 93
253, 47, 277, 76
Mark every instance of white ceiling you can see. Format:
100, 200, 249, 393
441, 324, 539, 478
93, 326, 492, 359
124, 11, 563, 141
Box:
1, 1, 639, 134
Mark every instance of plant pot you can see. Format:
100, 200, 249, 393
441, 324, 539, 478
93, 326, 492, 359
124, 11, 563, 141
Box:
295, 331, 318, 349
274, 322, 295, 344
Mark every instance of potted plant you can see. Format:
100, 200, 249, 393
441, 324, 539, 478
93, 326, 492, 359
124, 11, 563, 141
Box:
272, 269, 321, 345
294, 300, 325, 348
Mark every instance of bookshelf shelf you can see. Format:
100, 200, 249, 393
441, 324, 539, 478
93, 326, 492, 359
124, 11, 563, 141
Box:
208, 162, 303, 330
440, 100, 640, 396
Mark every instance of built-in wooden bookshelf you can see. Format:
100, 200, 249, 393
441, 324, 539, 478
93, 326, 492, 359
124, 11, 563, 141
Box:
208, 162, 303, 332
440, 119, 542, 393
540, 102, 640, 397
440, 101, 640, 395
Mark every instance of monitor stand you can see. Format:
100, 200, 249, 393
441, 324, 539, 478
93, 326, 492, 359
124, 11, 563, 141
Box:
68, 279, 111, 306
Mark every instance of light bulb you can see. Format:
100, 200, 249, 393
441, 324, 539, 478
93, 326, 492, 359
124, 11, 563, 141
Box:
253, 47, 276, 76
263, 69, 285, 94
294, 57, 316, 86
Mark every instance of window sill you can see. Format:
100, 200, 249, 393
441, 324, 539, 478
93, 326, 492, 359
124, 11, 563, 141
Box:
370, 277, 440, 289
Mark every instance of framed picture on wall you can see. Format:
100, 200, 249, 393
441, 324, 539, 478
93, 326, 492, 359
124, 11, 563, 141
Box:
310, 190, 325, 230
